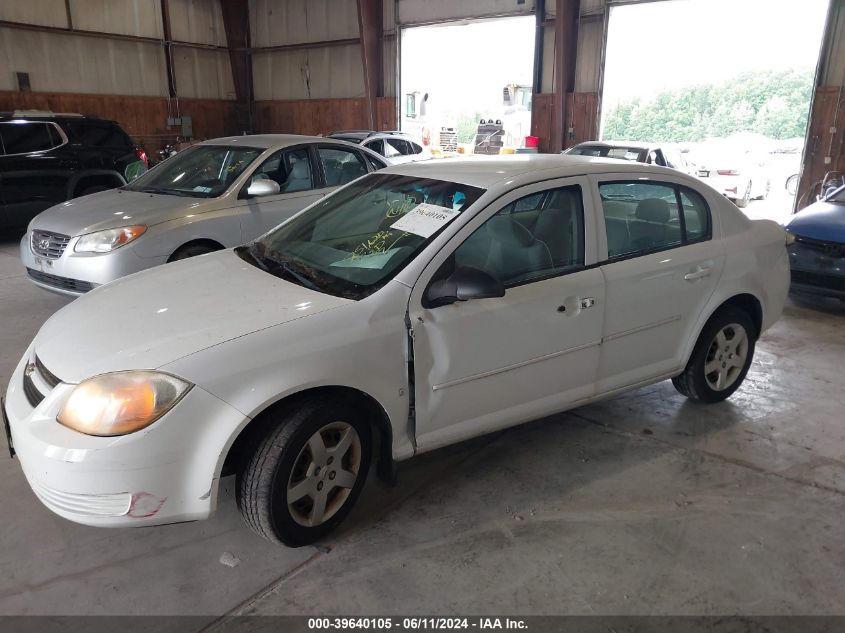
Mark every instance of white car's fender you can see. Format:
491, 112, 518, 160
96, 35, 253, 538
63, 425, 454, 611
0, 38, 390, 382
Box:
159, 280, 416, 480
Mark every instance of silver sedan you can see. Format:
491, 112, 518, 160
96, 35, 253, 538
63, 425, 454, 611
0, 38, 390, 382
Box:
21, 134, 387, 296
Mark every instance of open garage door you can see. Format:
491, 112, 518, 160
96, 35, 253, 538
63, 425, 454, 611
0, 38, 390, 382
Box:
600, 0, 828, 223
400, 16, 536, 156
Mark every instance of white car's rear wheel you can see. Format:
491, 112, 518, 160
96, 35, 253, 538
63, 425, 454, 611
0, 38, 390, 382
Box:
672, 307, 756, 403
236, 399, 371, 546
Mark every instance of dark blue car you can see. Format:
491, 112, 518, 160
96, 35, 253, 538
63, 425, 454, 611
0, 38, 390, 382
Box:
786, 185, 845, 300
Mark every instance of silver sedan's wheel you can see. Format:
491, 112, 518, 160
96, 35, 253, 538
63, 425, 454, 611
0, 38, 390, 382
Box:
287, 422, 362, 527
703, 323, 749, 392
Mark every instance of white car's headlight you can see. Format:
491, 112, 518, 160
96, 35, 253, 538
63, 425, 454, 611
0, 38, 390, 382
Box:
74, 225, 146, 253
57, 371, 191, 436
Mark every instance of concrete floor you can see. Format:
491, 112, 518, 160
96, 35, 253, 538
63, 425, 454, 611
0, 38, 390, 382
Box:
0, 226, 843, 619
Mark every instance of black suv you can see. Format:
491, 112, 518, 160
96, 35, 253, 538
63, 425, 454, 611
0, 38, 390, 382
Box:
0, 111, 148, 229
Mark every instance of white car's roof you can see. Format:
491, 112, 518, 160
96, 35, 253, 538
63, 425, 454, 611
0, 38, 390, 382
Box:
382, 154, 668, 189
199, 134, 339, 149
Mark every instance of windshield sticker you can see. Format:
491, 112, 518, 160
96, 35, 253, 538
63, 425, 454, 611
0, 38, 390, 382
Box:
390, 203, 459, 238
331, 247, 402, 269
192, 186, 212, 193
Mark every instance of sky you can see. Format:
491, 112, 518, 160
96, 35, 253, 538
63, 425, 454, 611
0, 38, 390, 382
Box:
603, 0, 830, 107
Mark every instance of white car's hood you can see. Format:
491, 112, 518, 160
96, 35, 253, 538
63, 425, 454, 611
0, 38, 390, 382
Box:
34, 249, 351, 383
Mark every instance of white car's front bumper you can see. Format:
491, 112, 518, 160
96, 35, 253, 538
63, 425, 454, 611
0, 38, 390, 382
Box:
4, 348, 247, 527
20, 233, 167, 297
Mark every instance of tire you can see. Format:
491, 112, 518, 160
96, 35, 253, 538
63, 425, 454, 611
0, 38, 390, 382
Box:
236, 398, 372, 546
672, 306, 756, 403
169, 242, 219, 261
735, 182, 752, 208
79, 185, 111, 197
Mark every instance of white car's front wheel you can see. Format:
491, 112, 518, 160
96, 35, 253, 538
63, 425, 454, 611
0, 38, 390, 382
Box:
236, 398, 372, 546
672, 307, 756, 403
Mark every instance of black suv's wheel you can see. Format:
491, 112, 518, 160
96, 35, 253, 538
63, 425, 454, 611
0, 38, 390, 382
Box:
236, 398, 372, 546
672, 307, 756, 403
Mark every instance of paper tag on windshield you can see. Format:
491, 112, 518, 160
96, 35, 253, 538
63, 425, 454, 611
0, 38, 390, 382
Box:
390, 203, 459, 238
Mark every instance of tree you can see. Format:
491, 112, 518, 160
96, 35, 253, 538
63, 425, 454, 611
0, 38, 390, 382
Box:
601, 67, 814, 142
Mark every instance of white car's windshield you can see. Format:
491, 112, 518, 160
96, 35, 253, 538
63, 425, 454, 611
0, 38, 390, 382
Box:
126, 145, 263, 198
241, 173, 485, 299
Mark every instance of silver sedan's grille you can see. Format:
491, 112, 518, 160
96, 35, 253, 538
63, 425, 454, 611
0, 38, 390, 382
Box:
31, 230, 71, 259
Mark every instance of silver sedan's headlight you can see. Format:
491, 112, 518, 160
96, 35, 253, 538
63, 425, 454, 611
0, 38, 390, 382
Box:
57, 371, 191, 436
74, 225, 146, 254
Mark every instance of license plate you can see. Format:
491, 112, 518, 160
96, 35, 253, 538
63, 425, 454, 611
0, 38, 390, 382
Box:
1, 398, 14, 459
698, 170, 710, 177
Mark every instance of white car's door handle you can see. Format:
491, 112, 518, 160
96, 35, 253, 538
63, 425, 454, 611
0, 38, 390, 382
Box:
684, 266, 712, 281
579, 297, 595, 309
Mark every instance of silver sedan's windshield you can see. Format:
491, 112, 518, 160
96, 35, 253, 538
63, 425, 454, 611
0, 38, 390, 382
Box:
126, 145, 263, 198
241, 173, 485, 299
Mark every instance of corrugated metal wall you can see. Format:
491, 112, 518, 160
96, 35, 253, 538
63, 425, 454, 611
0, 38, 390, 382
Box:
0, 28, 168, 95
252, 45, 365, 100
249, 0, 365, 100
0, 0, 233, 99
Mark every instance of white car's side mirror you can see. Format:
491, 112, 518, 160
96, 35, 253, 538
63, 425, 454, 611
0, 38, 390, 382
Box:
247, 178, 281, 197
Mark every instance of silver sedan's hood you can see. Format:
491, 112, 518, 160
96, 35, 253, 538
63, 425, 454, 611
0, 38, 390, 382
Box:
29, 189, 220, 237
34, 250, 351, 383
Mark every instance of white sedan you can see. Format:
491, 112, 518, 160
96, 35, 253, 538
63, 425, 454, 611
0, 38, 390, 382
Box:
3, 156, 790, 546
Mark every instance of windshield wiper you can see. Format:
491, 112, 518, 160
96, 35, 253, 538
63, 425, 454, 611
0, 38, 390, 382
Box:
277, 260, 321, 292
237, 244, 269, 271
135, 186, 197, 197
243, 245, 322, 292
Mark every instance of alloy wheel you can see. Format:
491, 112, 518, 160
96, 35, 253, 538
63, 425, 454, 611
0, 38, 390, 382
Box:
704, 323, 748, 391
286, 421, 362, 527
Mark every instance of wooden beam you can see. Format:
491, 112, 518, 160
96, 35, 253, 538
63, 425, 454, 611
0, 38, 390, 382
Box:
551, 0, 579, 152
220, 0, 253, 131
357, 0, 383, 130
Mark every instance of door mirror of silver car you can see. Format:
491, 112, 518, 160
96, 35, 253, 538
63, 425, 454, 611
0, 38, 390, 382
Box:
246, 178, 281, 197
425, 266, 505, 308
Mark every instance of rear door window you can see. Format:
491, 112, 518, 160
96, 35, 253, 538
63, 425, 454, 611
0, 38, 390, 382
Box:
363, 139, 384, 156
385, 138, 411, 155
318, 146, 368, 187
64, 121, 132, 147
380, 139, 404, 159
0, 122, 61, 154
599, 181, 711, 259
